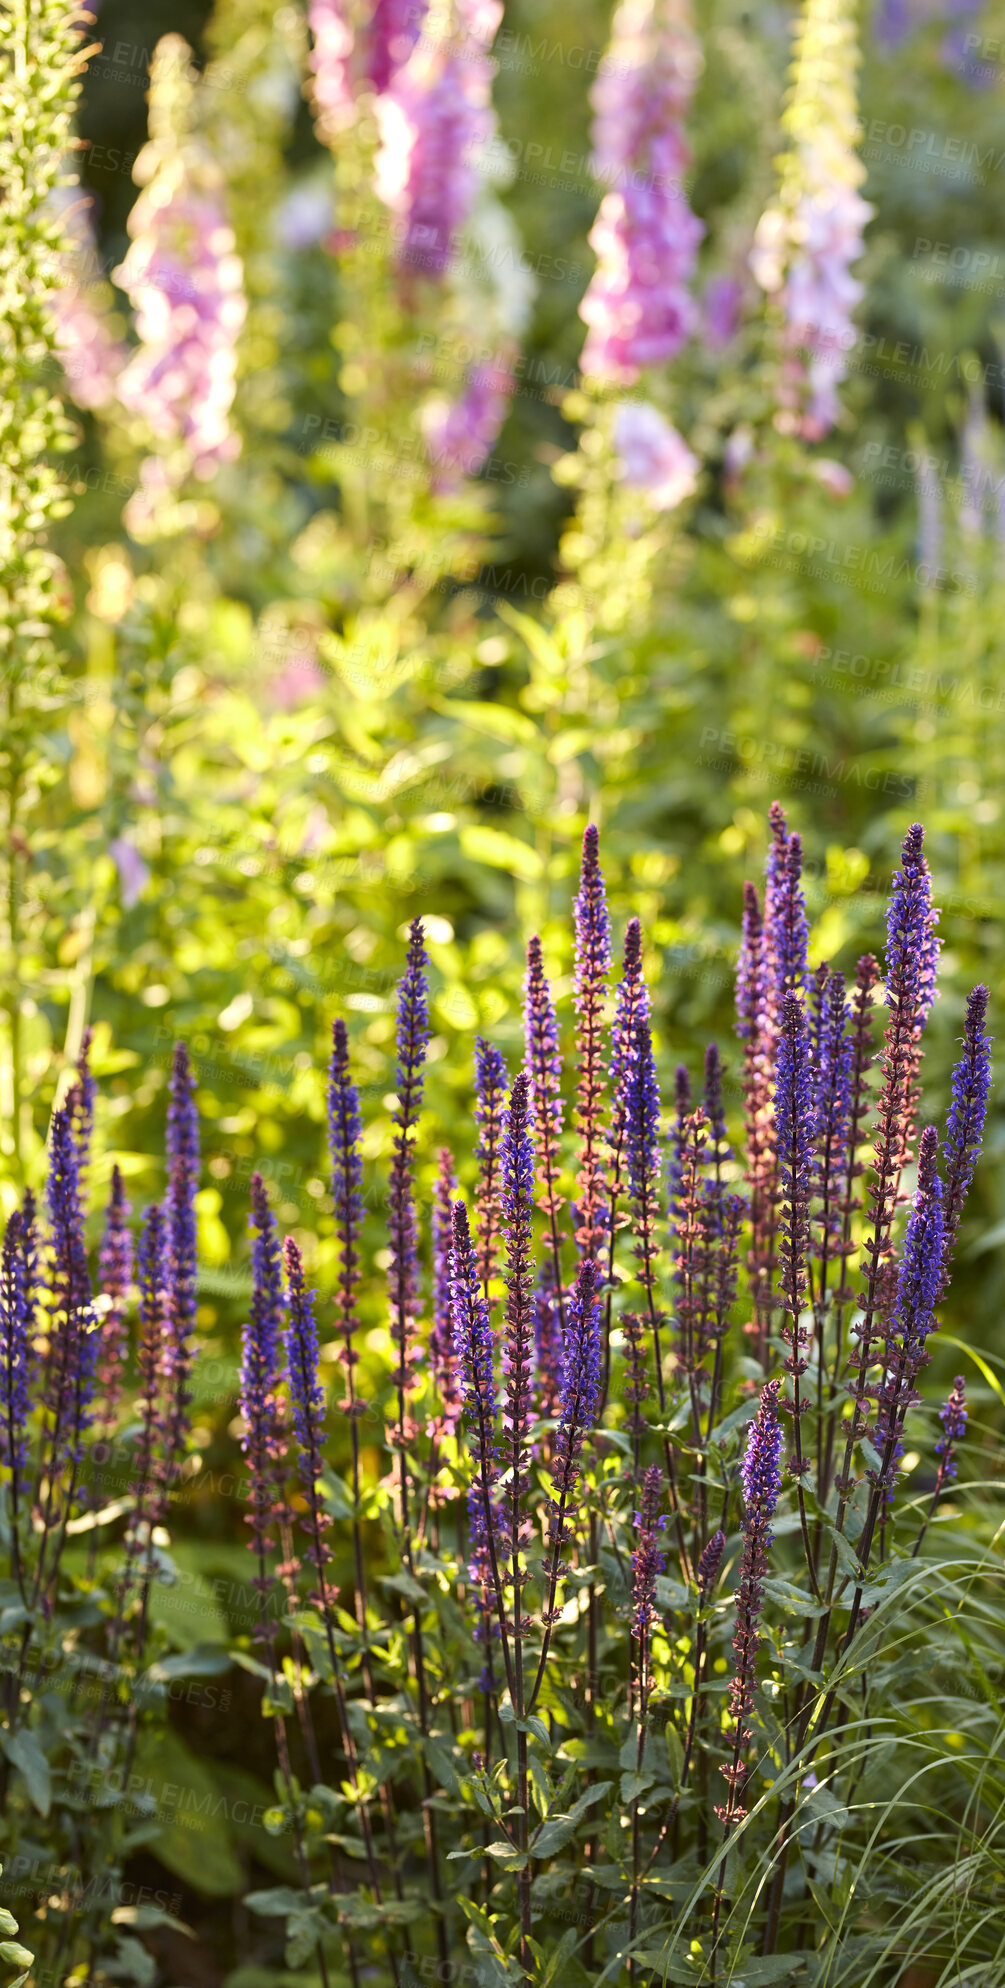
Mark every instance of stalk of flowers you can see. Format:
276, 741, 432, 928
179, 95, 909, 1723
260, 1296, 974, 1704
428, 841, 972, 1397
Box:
702, 1042, 732, 1226
628, 1462, 666, 1969
819, 953, 878, 1501
0, 1212, 32, 1600
307, 0, 427, 141
749, 0, 874, 438
527, 1259, 601, 1715
524, 934, 566, 1329
328, 1019, 373, 1626
283, 1238, 392, 1951
161, 1045, 200, 1493
66, 1025, 95, 1182
374, 0, 503, 283
603, 917, 649, 1398
624, 1017, 665, 1390
387, 918, 430, 1537
912, 1376, 967, 1560
829, 828, 939, 1528
106, 1203, 169, 1674
473, 1036, 508, 1297
450, 1198, 511, 1696
533, 1264, 563, 1420
774, 989, 820, 1593
95, 1166, 132, 1438
33, 1106, 99, 1604
712, 1378, 783, 1948
422, 345, 516, 490
113, 36, 247, 536
807, 969, 852, 1492
572, 824, 611, 1283
499, 1072, 536, 1966
736, 878, 776, 1355
579, 0, 704, 383
869, 1125, 944, 1513
430, 1147, 463, 1440
940, 984, 992, 1279
52, 198, 125, 413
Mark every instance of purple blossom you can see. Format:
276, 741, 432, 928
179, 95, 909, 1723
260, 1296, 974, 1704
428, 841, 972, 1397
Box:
241, 1175, 286, 1567
328, 1017, 364, 1393
580, 0, 703, 382
610, 916, 649, 1104
43, 1108, 99, 1500
718, 1378, 783, 1823
767, 819, 809, 1006
307, 0, 356, 137
451, 1197, 501, 1655
163, 1046, 199, 1473
942, 984, 992, 1266
474, 1036, 509, 1294
533, 1263, 563, 1418
283, 1237, 331, 1582
874, 1126, 945, 1497
613, 402, 699, 509
885, 823, 940, 1036
389, 918, 430, 1458
782, 181, 874, 438
133, 1204, 168, 1525
375, 2, 501, 280
525, 934, 565, 1243
370, 0, 427, 92
935, 1375, 966, 1482
423, 350, 515, 488
501, 1073, 535, 1567
697, 1526, 725, 1595
631, 1462, 666, 1642
97, 1165, 132, 1422
67, 1026, 95, 1184
552, 1261, 601, 1494
573, 825, 611, 1271
431, 1149, 462, 1434
0, 1213, 32, 1501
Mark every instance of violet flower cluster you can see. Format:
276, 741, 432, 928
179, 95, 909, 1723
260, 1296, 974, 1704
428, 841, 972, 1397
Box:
580, 0, 704, 383
375, 0, 503, 280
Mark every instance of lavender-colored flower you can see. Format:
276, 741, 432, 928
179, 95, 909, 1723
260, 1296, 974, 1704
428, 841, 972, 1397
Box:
525, 935, 565, 1288
885, 824, 940, 1035
573, 825, 611, 1271
550, 1260, 601, 1522
935, 1375, 966, 1482
613, 402, 699, 510
0, 1213, 32, 1500
283, 1237, 331, 1581
97, 1165, 132, 1422
718, 1378, 783, 1823
736, 880, 767, 1047
501, 1073, 535, 1571
109, 835, 150, 908
67, 1026, 96, 1184
767, 820, 809, 1007
942, 985, 992, 1267
775, 991, 815, 1318
697, 1526, 725, 1595
451, 1197, 501, 1654
874, 1126, 944, 1496
423, 349, 515, 488
370, 0, 426, 91
54, 282, 124, 411
703, 273, 742, 347
375, 1, 501, 280
132, 1203, 168, 1526
43, 1108, 99, 1498
241, 1175, 286, 1569
163, 1046, 199, 1474
703, 1042, 733, 1221
328, 1017, 364, 1391
580, 0, 704, 382
431, 1149, 462, 1434
610, 917, 649, 1104
666, 1062, 691, 1238
47, 1104, 91, 1328
474, 1036, 509, 1295
533, 1263, 563, 1418
625, 1018, 660, 1217
389, 918, 430, 1470
631, 1462, 666, 1642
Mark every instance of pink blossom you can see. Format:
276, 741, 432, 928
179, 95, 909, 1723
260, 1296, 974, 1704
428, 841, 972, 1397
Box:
613, 400, 698, 509
53, 286, 123, 411
784, 180, 872, 436
109, 836, 150, 908
307, 0, 356, 137
268, 658, 327, 708
422, 349, 514, 486
375, 2, 501, 279
810, 457, 854, 500
115, 176, 246, 486
580, 0, 703, 383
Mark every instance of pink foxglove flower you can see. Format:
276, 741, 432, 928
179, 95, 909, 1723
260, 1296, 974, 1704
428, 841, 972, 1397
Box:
614, 401, 698, 510
580, 0, 704, 383
422, 347, 514, 486
375, 0, 502, 279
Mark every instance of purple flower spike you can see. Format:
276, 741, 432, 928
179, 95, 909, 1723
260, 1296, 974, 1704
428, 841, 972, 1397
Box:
631, 1463, 666, 1643
431, 1149, 462, 1436
163, 1046, 199, 1474
389, 919, 430, 1467
573, 825, 611, 1273
697, 1527, 725, 1595
47, 1103, 90, 1325
474, 1036, 509, 1295
775, 991, 816, 1324
768, 818, 809, 1006
875, 1126, 945, 1498
328, 1018, 364, 1403
133, 1204, 168, 1526
451, 1198, 501, 1657
813, 970, 852, 1226
718, 1378, 783, 1826
241, 1175, 287, 1572
545, 1261, 602, 1586
97, 1165, 132, 1425
611, 917, 650, 1103
703, 1044, 732, 1183
625, 1019, 660, 1216
501, 1073, 535, 1587
66, 1025, 95, 1186
533, 1262, 563, 1418
667, 1062, 692, 1229
525, 935, 566, 1303
935, 1376, 966, 1482
0, 1213, 32, 1506
885, 824, 940, 1038
283, 1236, 331, 1584
942, 985, 991, 1271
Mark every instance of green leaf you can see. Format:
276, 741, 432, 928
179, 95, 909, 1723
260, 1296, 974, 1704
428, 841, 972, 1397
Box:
665, 1725, 685, 1789
530, 1781, 613, 1857
459, 825, 542, 881
246, 1888, 305, 1917
1, 1730, 51, 1817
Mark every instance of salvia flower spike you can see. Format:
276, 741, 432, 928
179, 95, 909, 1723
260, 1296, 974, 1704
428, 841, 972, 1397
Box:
388, 917, 430, 1531
474, 1036, 509, 1296
935, 1375, 967, 1484
241, 1175, 287, 1596
97, 1164, 132, 1428
524, 934, 566, 1318
941, 983, 991, 1273
163, 1044, 200, 1478
0, 1212, 31, 1586
717, 1377, 783, 1838
328, 1016, 364, 1398
572, 823, 611, 1274
431, 1149, 463, 1437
